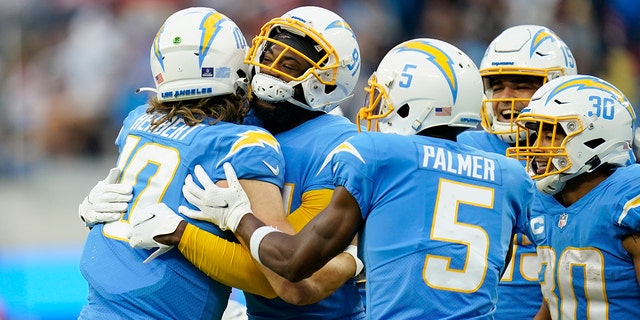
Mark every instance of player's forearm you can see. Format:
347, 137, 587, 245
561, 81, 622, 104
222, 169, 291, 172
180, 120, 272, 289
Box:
304, 251, 357, 294
178, 223, 277, 298
258, 265, 328, 305
179, 223, 350, 304
251, 249, 355, 306
533, 301, 552, 320
237, 214, 338, 282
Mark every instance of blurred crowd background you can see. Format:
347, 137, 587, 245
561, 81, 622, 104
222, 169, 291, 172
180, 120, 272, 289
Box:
1, 0, 639, 174
0, 0, 638, 318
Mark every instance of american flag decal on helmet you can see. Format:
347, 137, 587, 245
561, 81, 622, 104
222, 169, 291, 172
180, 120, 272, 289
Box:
435, 107, 451, 116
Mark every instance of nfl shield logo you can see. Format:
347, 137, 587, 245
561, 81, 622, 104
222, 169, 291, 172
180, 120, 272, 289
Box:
558, 213, 568, 229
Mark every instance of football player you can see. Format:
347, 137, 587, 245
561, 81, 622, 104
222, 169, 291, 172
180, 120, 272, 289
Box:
183, 38, 535, 319
456, 24, 578, 319
506, 74, 640, 319
81, 6, 366, 319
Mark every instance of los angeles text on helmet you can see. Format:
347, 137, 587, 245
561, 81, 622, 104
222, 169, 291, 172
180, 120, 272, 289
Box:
161, 87, 214, 99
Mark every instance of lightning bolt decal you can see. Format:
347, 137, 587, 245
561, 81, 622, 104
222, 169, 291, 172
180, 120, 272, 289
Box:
153, 25, 165, 71
199, 12, 227, 67
546, 76, 632, 115
230, 130, 280, 153
396, 40, 458, 103
326, 20, 354, 34
317, 141, 365, 176
530, 29, 557, 58
218, 130, 281, 167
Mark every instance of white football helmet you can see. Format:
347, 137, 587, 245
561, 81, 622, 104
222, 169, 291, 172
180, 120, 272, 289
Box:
480, 25, 578, 143
245, 6, 361, 113
356, 38, 482, 136
506, 75, 635, 195
149, 7, 250, 102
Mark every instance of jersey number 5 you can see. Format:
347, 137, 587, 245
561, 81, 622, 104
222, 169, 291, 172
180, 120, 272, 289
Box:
424, 179, 494, 292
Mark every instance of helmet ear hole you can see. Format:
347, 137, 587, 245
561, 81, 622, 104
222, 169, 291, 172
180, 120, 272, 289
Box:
584, 138, 605, 149
397, 104, 410, 118
325, 84, 336, 94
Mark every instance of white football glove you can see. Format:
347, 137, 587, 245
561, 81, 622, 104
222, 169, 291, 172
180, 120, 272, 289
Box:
179, 162, 252, 232
129, 203, 183, 263
79, 168, 133, 228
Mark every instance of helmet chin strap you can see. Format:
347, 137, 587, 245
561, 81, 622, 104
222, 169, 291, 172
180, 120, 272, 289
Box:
493, 119, 526, 144
252, 74, 314, 110
251, 73, 296, 103
285, 96, 313, 110
135, 87, 158, 94
538, 161, 590, 195
411, 105, 434, 132
252, 72, 349, 113
537, 175, 565, 195
324, 94, 353, 112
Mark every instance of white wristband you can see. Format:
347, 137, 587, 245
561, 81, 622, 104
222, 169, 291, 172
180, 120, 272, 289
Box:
249, 226, 280, 265
343, 245, 364, 277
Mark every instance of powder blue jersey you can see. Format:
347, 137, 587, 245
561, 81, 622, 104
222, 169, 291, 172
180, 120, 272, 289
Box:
525, 165, 640, 319
79, 105, 284, 319
457, 129, 513, 157
457, 129, 542, 319
244, 114, 365, 320
331, 132, 534, 320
